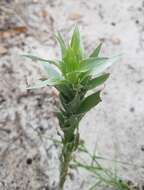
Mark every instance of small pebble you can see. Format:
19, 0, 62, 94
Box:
130, 107, 135, 112
26, 158, 33, 165
111, 22, 116, 26
0, 46, 8, 55
141, 145, 144, 151
111, 37, 121, 45
68, 12, 82, 20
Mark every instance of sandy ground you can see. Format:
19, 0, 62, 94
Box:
0, 0, 144, 189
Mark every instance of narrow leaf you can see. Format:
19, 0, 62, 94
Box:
90, 43, 102, 57
71, 25, 84, 60
63, 47, 78, 73
71, 26, 80, 51
87, 73, 110, 90
77, 91, 101, 113
55, 32, 66, 58
23, 54, 60, 69
26, 79, 60, 89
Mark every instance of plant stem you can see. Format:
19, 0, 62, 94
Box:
58, 129, 79, 190
59, 146, 72, 190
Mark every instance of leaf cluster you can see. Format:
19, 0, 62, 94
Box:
24, 26, 118, 125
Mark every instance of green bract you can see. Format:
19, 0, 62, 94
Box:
24, 26, 119, 190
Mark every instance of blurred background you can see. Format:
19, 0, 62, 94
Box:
0, 0, 144, 189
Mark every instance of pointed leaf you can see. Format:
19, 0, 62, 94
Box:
79, 57, 108, 72
79, 55, 120, 76
90, 43, 102, 57
71, 25, 84, 60
55, 32, 66, 58
63, 47, 78, 73
71, 26, 80, 50
40, 61, 62, 79
91, 56, 120, 76
23, 54, 60, 69
77, 91, 101, 113
87, 73, 110, 90
26, 79, 60, 89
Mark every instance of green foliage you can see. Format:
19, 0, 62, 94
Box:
90, 43, 102, 57
71, 25, 84, 60
24, 26, 119, 190
77, 91, 101, 114
48, 138, 137, 190
87, 73, 110, 90
55, 32, 67, 58
72, 143, 134, 190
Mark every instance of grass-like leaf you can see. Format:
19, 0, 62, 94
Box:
27, 79, 60, 89
23, 54, 60, 69
55, 32, 67, 58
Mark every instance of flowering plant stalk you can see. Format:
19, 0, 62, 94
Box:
24, 26, 119, 190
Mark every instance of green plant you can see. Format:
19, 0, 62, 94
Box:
24, 26, 119, 190
72, 143, 134, 190
48, 137, 137, 190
